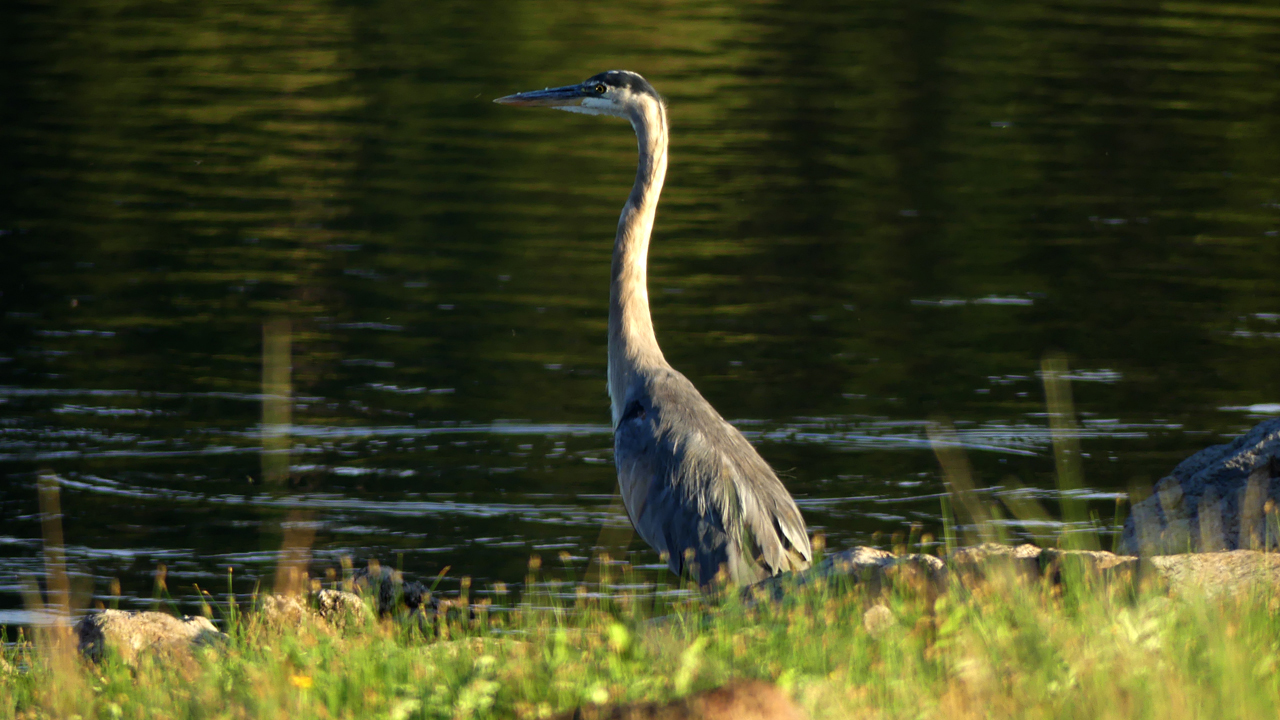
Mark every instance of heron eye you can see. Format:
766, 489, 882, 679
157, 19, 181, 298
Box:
594, 84, 607, 94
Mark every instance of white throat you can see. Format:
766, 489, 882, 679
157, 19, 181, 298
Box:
606, 94, 670, 425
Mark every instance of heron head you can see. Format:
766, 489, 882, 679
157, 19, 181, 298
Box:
494, 70, 660, 119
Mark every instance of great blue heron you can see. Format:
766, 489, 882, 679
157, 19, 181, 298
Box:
496, 70, 812, 586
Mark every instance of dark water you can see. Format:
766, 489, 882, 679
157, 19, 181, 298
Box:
2, 0, 1279, 623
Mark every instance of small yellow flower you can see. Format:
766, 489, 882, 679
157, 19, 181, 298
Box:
290, 674, 313, 690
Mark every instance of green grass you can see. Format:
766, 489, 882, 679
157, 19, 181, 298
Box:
4, 560, 1280, 720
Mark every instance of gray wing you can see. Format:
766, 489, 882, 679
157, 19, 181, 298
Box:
613, 367, 812, 586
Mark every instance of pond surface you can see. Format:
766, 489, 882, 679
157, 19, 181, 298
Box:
2, 0, 1279, 622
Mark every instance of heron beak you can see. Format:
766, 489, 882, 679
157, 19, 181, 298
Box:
493, 84, 586, 108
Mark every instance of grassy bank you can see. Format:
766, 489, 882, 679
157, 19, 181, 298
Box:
4, 560, 1280, 720
6, 360, 1275, 719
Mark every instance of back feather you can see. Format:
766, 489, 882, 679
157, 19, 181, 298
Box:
613, 367, 812, 585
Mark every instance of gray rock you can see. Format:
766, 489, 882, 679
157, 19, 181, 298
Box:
948, 543, 1139, 586
259, 589, 367, 627
949, 542, 1044, 582
1146, 550, 1280, 597
750, 546, 945, 601
817, 542, 1280, 598
1039, 547, 1139, 579
758, 543, 1143, 600
862, 604, 896, 637
258, 594, 311, 625
76, 610, 225, 662
314, 588, 367, 620
1122, 418, 1280, 555
820, 546, 946, 588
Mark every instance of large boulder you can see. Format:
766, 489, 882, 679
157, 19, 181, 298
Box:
76, 610, 225, 663
1122, 418, 1280, 555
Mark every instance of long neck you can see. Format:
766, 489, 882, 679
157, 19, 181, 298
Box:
608, 99, 669, 425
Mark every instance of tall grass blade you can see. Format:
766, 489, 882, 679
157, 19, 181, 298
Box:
928, 419, 995, 545
1041, 354, 1100, 551
36, 474, 70, 622
261, 317, 292, 486
997, 476, 1057, 544
585, 494, 633, 587
274, 510, 316, 596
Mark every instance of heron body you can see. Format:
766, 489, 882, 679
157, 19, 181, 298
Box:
496, 71, 812, 586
